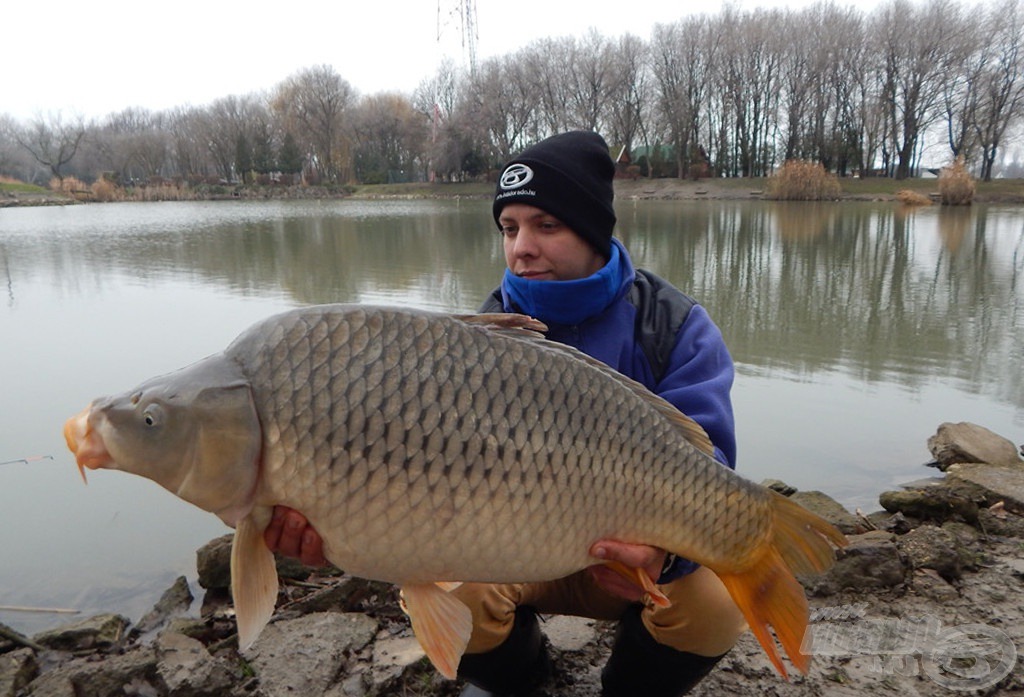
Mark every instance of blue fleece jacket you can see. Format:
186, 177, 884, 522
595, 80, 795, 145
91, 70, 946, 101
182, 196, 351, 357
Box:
499, 238, 736, 468
497, 238, 738, 583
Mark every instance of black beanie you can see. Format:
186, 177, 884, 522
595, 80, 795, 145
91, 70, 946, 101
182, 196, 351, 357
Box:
493, 131, 617, 258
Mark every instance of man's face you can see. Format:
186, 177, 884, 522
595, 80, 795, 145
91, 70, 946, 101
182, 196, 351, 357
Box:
499, 203, 605, 282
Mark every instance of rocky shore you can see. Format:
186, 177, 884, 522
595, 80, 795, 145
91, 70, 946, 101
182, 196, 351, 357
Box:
2, 422, 1022, 697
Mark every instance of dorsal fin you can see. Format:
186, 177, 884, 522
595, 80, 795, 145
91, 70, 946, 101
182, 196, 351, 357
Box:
460, 313, 717, 459
453, 313, 548, 339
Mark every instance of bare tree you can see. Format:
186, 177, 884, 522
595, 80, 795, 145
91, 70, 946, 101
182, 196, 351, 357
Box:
565, 30, 615, 132
874, 0, 969, 178
462, 55, 539, 161
166, 107, 214, 181
272, 65, 356, 182
973, 0, 1024, 180
718, 7, 784, 176
650, 15, 719, 177
14, 111, 87, 187
521, 37, 576, 136
605, 33, 651, 161
349, 92, 430, 183
87, 108, 171, 184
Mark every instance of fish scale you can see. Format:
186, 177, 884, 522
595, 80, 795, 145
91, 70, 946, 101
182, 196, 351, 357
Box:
229, 306, 753, 581
64, 304, 846, 680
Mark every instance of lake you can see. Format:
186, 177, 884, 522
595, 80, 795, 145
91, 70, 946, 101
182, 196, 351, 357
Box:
1, 198, 1021, 636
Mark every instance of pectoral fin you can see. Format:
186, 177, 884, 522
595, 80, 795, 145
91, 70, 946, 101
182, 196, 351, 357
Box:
231, 508, 278, 651
400, 583, 473, 679
604, 561, 671, 608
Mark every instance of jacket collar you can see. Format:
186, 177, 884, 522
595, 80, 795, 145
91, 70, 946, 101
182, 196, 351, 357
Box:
500, 238, 635, 326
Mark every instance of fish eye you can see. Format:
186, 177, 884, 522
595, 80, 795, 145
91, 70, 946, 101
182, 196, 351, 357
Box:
142, 405, 163, 428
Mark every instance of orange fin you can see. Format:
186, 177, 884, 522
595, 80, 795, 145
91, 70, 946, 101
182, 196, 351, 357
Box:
715, 491, 847, 678
604, 561, 671, 608
401, 583, 473, 679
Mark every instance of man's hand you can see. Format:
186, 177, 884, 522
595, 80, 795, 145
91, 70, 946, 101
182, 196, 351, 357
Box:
588, 540, 667, 602
263, 506, 328, 567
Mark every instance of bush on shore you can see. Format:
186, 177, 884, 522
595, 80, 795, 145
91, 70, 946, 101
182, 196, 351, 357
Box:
764, 160, 841, 201
938, 157, 975, 205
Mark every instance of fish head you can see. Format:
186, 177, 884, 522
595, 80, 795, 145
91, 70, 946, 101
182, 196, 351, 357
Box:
63, 353, 262, 526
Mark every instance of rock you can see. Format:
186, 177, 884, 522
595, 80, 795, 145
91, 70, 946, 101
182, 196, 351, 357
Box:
196, 535, 337, 591
195, 536, 233, 590
286, 576, 394, 615
896, 525, 969, 581
910, 568, 960, 602
343, 633, 429, 694
927, 422, 1022, 470
32, 614, 130, 652
878, 485, 979, 523
790, 490, 869, 534
131, 576, 194, 638
945, 463, 1024, 515
0, 622, 43, 652
247, 612, 378, 696
977, 506, 1024, 537
154, 632, 237, 696
163, 618, 212, 642
0, 648, 37, 697
872, 511, 913, 534
807, 531, 906, 595
24, 645, 157, 697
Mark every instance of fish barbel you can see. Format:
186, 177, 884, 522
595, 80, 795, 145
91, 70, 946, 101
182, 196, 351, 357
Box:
63, 304, 845, 679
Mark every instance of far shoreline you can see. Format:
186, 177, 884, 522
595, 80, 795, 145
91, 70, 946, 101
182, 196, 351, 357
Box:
3, 176, 1024, 208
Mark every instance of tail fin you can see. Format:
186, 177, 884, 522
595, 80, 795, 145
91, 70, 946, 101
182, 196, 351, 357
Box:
716, 491, 847, 678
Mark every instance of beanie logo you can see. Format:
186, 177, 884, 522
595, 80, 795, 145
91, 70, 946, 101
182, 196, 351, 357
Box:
499, 163, 534, 190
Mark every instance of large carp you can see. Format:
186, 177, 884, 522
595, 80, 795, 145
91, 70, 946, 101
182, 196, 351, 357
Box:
64, 304, 845, 679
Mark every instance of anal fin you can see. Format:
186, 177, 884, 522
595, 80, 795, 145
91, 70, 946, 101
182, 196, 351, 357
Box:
401, 583, 473, 679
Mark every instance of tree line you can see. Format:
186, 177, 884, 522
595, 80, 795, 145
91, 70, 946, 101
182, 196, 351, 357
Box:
2, 0, 1022, 189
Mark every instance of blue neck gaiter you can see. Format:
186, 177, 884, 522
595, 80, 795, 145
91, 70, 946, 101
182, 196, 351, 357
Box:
501, 239, 624, 326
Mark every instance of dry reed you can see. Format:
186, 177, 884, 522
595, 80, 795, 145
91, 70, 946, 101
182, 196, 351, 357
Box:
764, 160, 841, 201
896, 189, 932, 206
938, 157, 975, 205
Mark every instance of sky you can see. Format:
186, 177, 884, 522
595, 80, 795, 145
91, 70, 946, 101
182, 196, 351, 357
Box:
4, 0, 880, 123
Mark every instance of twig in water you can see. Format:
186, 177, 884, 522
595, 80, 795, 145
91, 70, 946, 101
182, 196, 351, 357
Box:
0, 455, 54, 466
0, 604, 80, 614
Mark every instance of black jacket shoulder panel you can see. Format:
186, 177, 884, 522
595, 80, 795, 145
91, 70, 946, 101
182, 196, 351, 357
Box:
629, 269, 696, 384
478, 288, 504, 313
478, 270, 693, 384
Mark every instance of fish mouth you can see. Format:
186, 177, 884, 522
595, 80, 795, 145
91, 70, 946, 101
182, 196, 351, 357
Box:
63, 405, 113, 483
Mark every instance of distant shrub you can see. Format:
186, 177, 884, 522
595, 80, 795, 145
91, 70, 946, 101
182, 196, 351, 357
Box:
91, 177, 119, 202
49, 175, 89, 194
896, 189, 932, 206
938, 157, 975, 205
49, 176, 93, 200
765, 160, 841, 201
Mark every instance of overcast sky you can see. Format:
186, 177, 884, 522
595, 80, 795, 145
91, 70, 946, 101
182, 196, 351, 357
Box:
5, 0, 881, 122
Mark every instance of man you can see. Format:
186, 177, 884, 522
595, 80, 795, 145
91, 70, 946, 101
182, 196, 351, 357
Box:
266, 131, 746, 696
